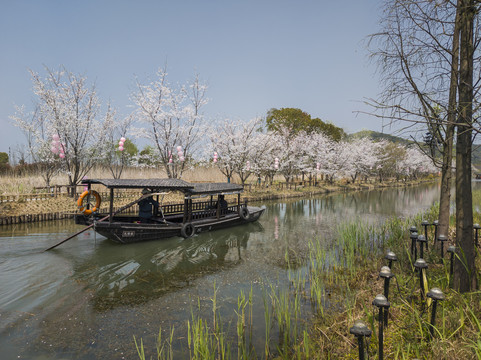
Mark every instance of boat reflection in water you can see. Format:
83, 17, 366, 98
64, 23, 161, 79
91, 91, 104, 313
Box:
71, 222, 264, 311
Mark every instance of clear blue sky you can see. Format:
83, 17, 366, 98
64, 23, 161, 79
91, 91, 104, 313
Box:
0, 0, 383, 155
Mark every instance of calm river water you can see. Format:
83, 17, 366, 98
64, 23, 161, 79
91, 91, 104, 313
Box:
0, 183, 450, 359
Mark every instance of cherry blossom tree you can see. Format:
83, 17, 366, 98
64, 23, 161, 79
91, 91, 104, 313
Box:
102, 110, 135, 179
131, 69, 208, 179
11, 105, 60, 187
269, 128, 306, 183
343, 138, 381, 183
399, 147, 436, 180
248, 132, 277, 185
209, 117, 263, 184
11, 66, 113, 190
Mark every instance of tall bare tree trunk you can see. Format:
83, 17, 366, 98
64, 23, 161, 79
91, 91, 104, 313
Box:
454, 0, 477, 292
439, 6, 460, 238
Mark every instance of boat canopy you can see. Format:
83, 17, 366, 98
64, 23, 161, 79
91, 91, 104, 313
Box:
82, 178, 194, 191
186, 182, 243, 195
81, 179, 243, 195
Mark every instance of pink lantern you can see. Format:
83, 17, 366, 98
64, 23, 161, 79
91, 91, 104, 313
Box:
119, 141, 124, 147
120, 137, 126, 142
274, 157, 279, 170
59, 153, 65, 159
51, 146, 58, 154
83, 176, 88, 191
179, 156, 185, 162
119, 146, 124, 151
52, 134, 60, 141
177, 146, 182, 152
316, 162, 320, 171
246, 160, 250, 171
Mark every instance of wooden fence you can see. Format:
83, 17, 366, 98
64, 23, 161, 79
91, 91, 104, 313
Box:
0, 188, 139, 203
0, 204, 137, 226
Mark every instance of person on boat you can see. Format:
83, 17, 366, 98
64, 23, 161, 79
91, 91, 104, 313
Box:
212, 194, 228, 215
206, 194, 228, 215
138, 188, 160, 223
218, 195, 228, 213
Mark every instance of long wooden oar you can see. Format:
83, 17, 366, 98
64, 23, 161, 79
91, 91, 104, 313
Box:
44, 215, 108, 251
44, 192, 164, 251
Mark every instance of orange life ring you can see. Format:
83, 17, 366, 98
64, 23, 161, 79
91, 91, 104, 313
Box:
77, 190, 101, 215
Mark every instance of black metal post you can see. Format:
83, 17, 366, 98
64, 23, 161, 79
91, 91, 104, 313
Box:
349, 320, 371, 360
357, 336, 365, 360
437, 234, 447, 261
410, 232, 418, 260
421, 220, 430, 249
378, 307, 384, 360
379, 266, 393, 327
414, 259, 428, 301
417, 235, 426, 259
372, 294, 390, 360
427, 288, 445, 338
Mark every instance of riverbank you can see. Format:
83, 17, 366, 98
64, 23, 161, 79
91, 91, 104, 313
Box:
304, 207, 481, 359
0, 176, 437, 225
134, 189, 481, 359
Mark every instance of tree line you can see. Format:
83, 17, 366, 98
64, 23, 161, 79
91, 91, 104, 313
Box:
9, 65, 436, 191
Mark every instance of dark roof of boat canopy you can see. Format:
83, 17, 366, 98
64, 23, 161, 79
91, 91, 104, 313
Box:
82, 178, 193, 190
188, 182, 243, 195
81, 179, 243, 195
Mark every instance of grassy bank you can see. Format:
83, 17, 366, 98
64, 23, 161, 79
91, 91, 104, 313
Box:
134, 192, 481, 359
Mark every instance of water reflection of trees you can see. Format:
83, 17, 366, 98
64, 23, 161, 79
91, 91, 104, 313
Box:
256, 184, 441, 269
71, 223, 264, 311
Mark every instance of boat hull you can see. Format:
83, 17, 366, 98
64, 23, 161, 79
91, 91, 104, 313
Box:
93, 206, 265, 244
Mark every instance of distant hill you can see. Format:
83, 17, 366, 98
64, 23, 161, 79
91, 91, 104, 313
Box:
348, 130, 413, 145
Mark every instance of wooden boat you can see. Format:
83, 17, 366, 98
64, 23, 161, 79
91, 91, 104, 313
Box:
75, 179, 265, 244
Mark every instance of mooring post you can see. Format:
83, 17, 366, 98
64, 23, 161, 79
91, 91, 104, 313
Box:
372, 294, 390, 360
349, 320, 372, 360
